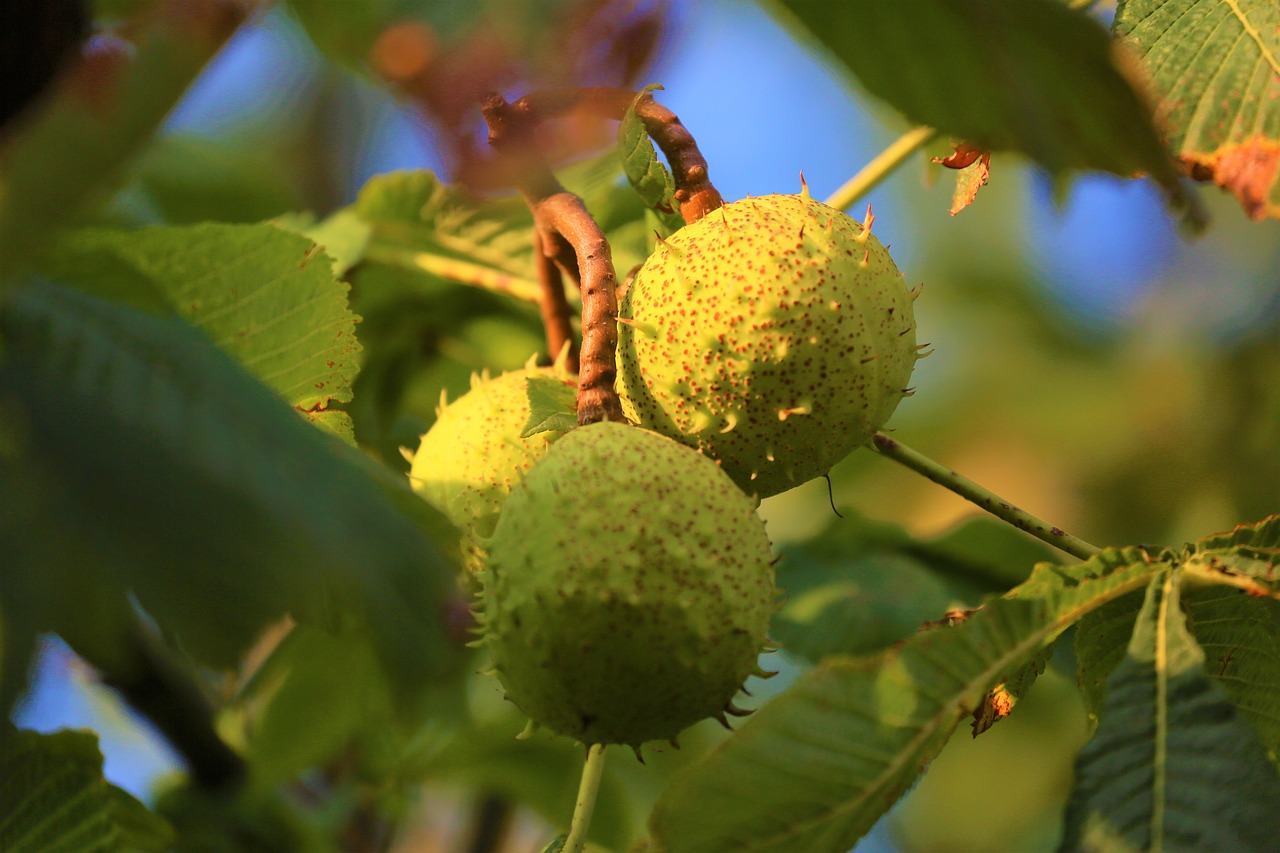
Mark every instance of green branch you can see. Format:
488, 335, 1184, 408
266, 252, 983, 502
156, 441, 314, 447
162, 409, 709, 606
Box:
823, 126, 938, 213
563, 744, 608, 853
872, 432, 1101, 561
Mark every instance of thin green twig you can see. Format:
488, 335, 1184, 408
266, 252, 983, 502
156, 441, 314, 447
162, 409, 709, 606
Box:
872, 432, 1102, 561
563, 744, 608, 853
823, 125, 938, 213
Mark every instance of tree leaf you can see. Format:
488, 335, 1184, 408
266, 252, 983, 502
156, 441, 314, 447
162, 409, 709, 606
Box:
0, 729, 174, 852
0, 280, 458, 705
245, 625, 395, 788
42, 224, 361, 415
772, 512, 1062, 663
277, 208, 372, 278
950, 154, 992, 215
1074, 589, 1146, 727
970, 643, 1051, 736
1059, 572, 1280, 852
1114, 0, 1280, 220
770, 0, 1198, 220
1187, 514, 1280, 584
354, 170, 541, 303
1177, 515, 1280, 762
617, 84, 683, 233
521, 374, 579, 438
646, 546, 1165, 853
1182, 587, 1280, 765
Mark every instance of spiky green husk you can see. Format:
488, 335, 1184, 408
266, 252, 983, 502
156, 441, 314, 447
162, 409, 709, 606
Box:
409, 358, 574, 572
617, 192, 918, 497
481, 421, 775, 748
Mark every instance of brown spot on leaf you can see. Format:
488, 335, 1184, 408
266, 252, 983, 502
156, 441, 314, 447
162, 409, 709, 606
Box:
1184, 135, 1280, 221
971, 683, 1016, 737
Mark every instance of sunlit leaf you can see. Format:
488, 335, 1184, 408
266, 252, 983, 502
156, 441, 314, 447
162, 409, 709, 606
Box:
0, 729, 173, 852
355, 170, 540, 303
277, 208, 372, 278
522, 374, 578, 437
617, 84, 683, 234
43, 223, 361, 415
771, 0, 1197, 219
1114, 0, 1280, 220
1059, 573, 1280, 852
646, 547, 1165, 853
950, 154, 991, 215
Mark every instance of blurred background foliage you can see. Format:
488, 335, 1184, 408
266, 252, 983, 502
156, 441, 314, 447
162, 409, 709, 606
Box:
7, 0, 1280, 851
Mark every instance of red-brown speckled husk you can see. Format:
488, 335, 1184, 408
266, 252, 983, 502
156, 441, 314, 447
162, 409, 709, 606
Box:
482, 421, 775, 748
616, 193, 918, 498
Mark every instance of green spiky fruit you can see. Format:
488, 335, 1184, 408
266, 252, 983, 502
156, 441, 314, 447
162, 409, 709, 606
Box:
617, 192, 920, 498
409, 358, 574, 572
481, 421, 775, 748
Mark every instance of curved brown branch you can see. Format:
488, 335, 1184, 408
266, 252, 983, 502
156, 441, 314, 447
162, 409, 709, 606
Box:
504, 87, 724, 223
534, 237, 579, 374
483, 93, 623, 425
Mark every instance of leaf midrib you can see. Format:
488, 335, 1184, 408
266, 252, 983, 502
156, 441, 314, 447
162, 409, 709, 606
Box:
1223, 0, 1280, 77
742, 564, 1162, 852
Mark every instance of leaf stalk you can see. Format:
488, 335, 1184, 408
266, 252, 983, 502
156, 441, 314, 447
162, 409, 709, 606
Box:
563, 744, 608, 853
824, 126, 938, 213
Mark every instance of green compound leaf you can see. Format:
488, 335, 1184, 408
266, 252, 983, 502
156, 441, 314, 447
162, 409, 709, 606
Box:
1059, 573, 1280, 853
1182, 587, 1280, 766
646, 546, 1166, 853
0, 281, 457, 702
1187, 514, 1280, 582
522, 374, 579, 438
617, 84, 683, 233
354, 170, 541, 303
771, 0, 1197, 220
773, 512, 1061, 664
276, 208, 373, 278
1074, 588, 1146, 728
1114, 0, 1280, 220
0, 729, 174, 853
1179, 515, 1280, 762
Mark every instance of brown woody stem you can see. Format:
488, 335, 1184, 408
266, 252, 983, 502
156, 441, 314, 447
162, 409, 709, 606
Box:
482, 92, 623, 425
534, 239, 579, 374
503, 88, 724, 223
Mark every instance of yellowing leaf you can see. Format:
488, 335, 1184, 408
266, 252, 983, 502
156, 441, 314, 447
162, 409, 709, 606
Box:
1114, 0, 1280, 219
